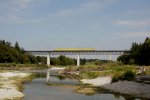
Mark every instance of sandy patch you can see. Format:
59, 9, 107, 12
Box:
51, 67, 65, 70
81, 76, 112, 86
0, 88, 23, 99
0, 72, 29, 77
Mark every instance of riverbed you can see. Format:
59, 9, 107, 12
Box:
23, 76, 143, 100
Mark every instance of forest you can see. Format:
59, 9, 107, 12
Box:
117, 37, 150, 65
0, 40, 37, 64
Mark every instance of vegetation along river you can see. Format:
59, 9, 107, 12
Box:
23, 73, 143, 100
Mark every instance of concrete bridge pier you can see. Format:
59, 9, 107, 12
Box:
47, 54, 50, 66
77, 54, 80, 66
109, 54, 112, 61
47, 68, 50, 83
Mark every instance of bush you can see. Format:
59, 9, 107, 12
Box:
122, 70, 135, 80
112, 73, 120, 82
112, 70, 135, 82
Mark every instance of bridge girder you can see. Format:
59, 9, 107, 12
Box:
26, 50, 130, 55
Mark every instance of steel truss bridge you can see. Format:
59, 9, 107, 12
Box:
26, 50, 130, 66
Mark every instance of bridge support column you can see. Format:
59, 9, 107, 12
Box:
47, 54, 50, 66
109, 54, 112, 60
47, 68, 50, 83
77, 54, 80, 66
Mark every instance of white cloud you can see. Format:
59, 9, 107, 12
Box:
0, 0, 52, 23
50, 0, 114, 17
0, 0, 116, 24
116, 19, 150, 28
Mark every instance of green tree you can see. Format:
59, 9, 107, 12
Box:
15, 41, 21, 52
21, 54, 30, 64
0, 40, 38, 64
117, 37, 150, 65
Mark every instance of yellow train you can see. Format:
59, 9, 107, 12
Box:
54, 48, 96, 51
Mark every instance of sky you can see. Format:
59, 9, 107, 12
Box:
0, 0, 150, 51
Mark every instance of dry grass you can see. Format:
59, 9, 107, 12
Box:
8, 74, 33, 92
4, 98, 22, 100
74, 87, 95, 95
145, 66, 150, 75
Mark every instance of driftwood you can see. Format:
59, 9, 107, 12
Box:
136, 66, 146, 75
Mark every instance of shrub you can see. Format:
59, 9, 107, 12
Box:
112, 70, 135, 82
112, 76, 119, 82
122, 70, 135, 80
112, 73, 120, 82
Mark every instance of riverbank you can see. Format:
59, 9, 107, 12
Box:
81, 76, 150, 99
0, 71, 31, 100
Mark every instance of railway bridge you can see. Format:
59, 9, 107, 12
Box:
26, 49, 130, 66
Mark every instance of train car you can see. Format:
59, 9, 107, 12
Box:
54, 48, 96, 51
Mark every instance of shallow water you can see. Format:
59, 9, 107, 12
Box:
23, 75, 142, 100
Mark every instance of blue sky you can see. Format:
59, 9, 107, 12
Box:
0, 0, 150, 50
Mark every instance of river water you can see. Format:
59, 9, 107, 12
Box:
23, 75, 142, 100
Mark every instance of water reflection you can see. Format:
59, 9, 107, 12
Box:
56, 75, 65, 81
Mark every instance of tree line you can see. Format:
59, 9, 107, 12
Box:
50, 56, 104, 66
0, 40, 37, 64
117, 37, 150, 65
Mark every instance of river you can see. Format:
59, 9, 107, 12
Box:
23, 74, 142, 100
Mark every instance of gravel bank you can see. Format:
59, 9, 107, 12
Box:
81, 76, 150, 99
102, 81, 150, 99
0, 71, 29, 100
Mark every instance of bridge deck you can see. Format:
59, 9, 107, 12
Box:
26, 50, 130, 55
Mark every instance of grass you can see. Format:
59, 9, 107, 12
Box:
48, 83, 79, 88
0, 82, 2, 88
78, 63, 137, 79
9, 74, 34, 92
74, 87, 95, 95
145, 66, 150, 75
0, 63, 48, 70
4, 98, 22, 100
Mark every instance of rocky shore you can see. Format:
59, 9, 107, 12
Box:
81, 76, 150, 99
102, 81, 150, 99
